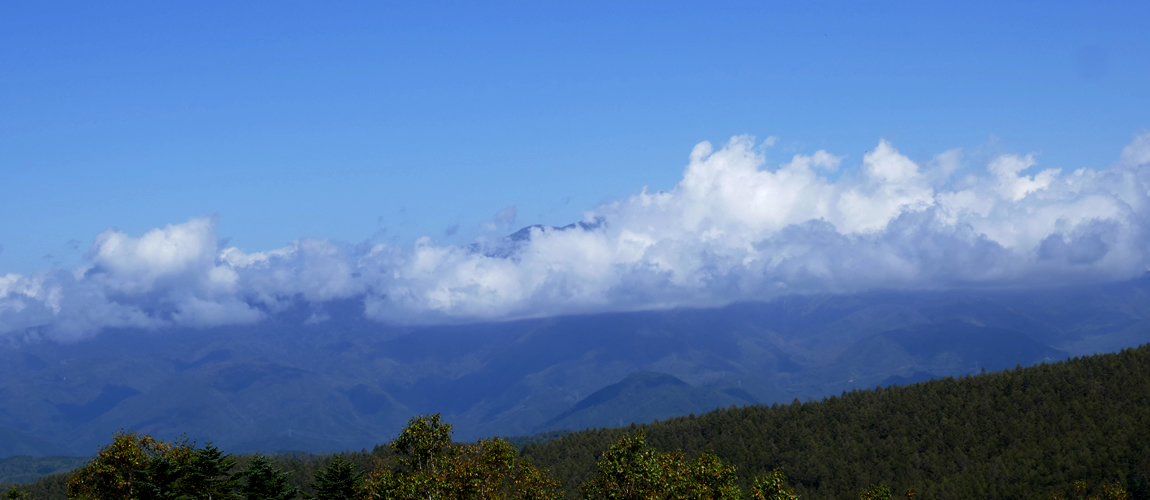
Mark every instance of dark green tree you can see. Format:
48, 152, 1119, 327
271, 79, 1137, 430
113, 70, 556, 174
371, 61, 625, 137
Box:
178, 443, 240, 500
136, 454, 188, 500
308, 456, 360, 500
1050, 480, 1130, 500
4, 488, 31, 500
239, 453, 298, 500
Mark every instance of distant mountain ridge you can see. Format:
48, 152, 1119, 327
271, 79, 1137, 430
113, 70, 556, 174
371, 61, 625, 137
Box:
0, 428, 67, 458
538, 371, 749, 432
1, 276, 1149, 456
784, 320, 1068, 397
0, 455, 88, 484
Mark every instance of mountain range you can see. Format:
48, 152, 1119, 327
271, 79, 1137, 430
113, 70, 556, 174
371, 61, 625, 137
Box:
2, 275, 1149, 457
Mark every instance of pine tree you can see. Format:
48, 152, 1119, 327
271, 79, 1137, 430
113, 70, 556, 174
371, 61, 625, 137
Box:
136, 454, 186, 500
239, 453, 297, 500
309, 456, 360, 500
178, 443, 240, 500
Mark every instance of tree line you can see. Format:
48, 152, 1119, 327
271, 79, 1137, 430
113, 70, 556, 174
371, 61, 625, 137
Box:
3, 414, 865, 500
4, 412, 933, 500
520, 345, 1150, 499
5, 343, 1150, 499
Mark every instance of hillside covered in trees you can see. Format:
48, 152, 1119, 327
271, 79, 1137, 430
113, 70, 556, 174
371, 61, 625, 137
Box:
520, 344, 1150, 499
3, 344, 1148, 499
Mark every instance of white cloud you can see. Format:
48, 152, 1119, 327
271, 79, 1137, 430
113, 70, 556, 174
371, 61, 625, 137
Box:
4, 131, 1150, 340
85, 216, 222, 294
1121, 129, 1150, 167
987, 153, 1061, 202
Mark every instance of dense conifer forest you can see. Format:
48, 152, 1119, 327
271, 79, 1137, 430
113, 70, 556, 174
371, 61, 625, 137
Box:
3, 344, 1148, 499
519, 344, 1150, 499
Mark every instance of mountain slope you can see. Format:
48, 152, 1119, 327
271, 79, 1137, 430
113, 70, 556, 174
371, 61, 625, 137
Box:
0, 428, 68, 458
8, 345, 1150, 499
2, 278, 1150, 456
537, 371, 750, 432
781, 320, 1069, 396
0, 456, 88, 484
520, 344, 1150, 499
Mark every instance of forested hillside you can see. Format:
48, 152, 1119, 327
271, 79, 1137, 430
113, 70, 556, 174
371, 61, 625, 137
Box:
0, 456, 87, 485
520, 344, 1150, 499
4, 344, 1147, 499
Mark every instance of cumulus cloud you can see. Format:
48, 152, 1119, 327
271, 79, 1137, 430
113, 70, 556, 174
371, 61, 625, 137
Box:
4, 131, 1150, 340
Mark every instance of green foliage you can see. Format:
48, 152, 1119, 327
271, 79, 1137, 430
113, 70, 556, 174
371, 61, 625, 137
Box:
521, 344, 1150, 499
683, 453, 742, 500
135, 453, 186, 499
390, 413, 452, 474
856, 483, 890, 500
308, 456, 360, 500
577, 433, 659, 500
180, 443, 240, 499
2, 472, 70, 500
578, 432, 740, 500
15, 344, 1150, 499
750, 469, 798, 500
66, 431, 193, 500
4, 487, 30, 500
1050, 479, 1130, 500
64, 433, 278, 500
238, 453, 297, 500
362, 414, 561, 500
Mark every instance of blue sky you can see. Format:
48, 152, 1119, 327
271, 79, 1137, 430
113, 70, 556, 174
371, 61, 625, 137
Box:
2, 2, 1150, 338
4, 1, 1147, 272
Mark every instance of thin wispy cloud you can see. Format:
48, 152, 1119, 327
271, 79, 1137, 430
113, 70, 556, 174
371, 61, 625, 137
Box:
3, 132, 1149, 341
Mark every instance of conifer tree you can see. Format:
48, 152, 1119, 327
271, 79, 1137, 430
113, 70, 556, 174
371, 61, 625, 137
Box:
136, 454, 187, 500
309, 456, 360, 500
179, 443, 240, 499
239, 453, 298, 500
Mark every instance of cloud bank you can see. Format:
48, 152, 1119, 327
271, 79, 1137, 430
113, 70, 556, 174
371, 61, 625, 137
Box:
4, 132, 1150, 340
